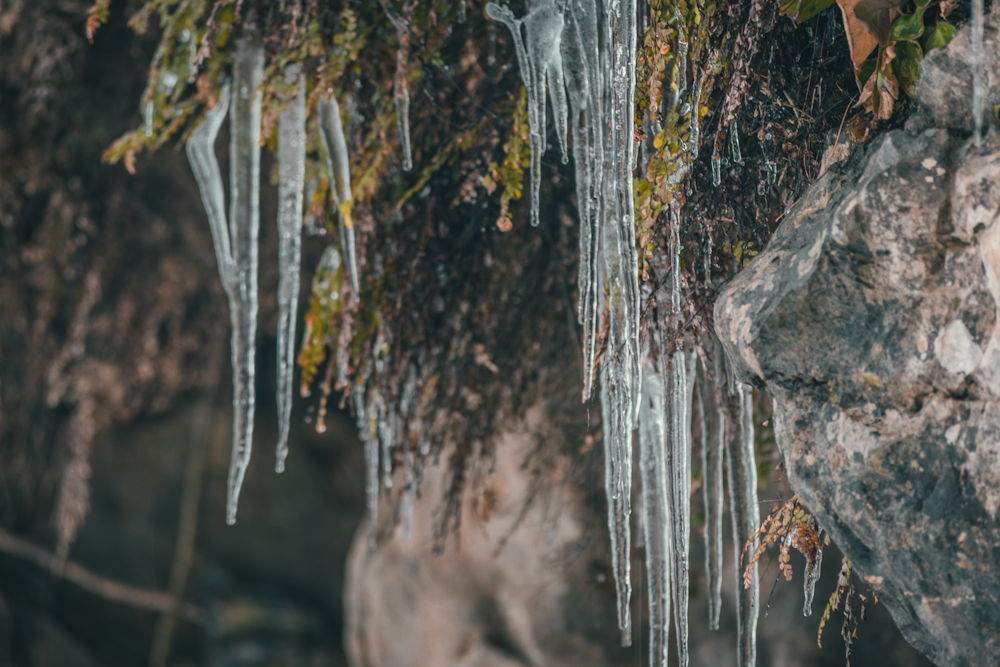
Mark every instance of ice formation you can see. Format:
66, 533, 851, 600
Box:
380, 0, 414, 171
600, 373, 632, 645
318, 93, 358, 294
697, 345, 726, 630
561, 0, 602, 401
802, 530, 823, 616
485, 0, 569, 228
275, 65, 306, 474
186, 39, 264, 525
972, 0, 985, 147
728, 381, 760, 667
730, 120, 742, 164
639, 366, 671, 667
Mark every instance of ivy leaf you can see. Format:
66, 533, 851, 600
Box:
893, 40, 923, 97
779, 0, 837, 22
925, 21, 957, 52
890, 9, 926, 42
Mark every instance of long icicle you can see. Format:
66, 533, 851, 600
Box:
380, 0, 414, 171
275, 64, 306, 474
727, 381, 760, 667
639, 364, 671, 667
318, 93, 358, 295
223, 40, 264, 525
565, 0, 603, 401
665, 348, 692, 667
600, 370, 632, 646
971, 0, 985, 148
697, 342, 726, 630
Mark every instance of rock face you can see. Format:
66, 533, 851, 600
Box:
715, 110, 1000, 665
343, 404, 627, 667
915, 5, 1000, 135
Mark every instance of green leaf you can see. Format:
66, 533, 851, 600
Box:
925, 21, 956, 51
893, 40, 923, 97
780, 0, 836, 22
890, 9, 926, 42
858, 59, 878, 86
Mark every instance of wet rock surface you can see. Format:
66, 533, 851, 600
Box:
915, 5, 1000, 135
715, 118, 1000, 664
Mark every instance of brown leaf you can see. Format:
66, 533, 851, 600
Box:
835, 0, 880, 71
939, 0, 957, 19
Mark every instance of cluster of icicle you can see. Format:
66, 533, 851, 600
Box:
482, 1, 771, 666
185, 39, 360, 524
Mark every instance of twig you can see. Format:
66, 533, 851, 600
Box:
0, 527, 205, 625
834, 96, 856, 149
149, 394, 213, 667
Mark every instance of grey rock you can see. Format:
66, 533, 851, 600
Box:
915, 4, 1000, 135
714, 125, 1000, 667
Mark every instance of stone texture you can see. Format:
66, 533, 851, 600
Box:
343, 405, 624, 667
915, 4, 1000, 135
714, 122, 1000, 666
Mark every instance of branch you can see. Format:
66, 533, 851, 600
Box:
0, 527, 205, 625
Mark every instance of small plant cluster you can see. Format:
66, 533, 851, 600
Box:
634, 0, 723, 261
481, 88, 531, 233
781, 0, 958, 119
817, 557, 877, 664
742, 495, 825, 587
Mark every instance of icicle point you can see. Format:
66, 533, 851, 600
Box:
275, 64, 306, 474
318, 93, 358, 296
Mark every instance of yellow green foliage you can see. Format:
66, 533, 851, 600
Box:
481, 87, 530, 233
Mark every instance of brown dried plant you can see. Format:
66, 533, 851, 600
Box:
742, 496, 824, 589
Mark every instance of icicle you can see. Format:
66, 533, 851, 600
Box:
144, 99, 154, 137
223, 40, 264, 526
802, 532, 822, 616
671, 35, 689, 113
702, 226, 713, 289
596, 0, 641, 643
730, 121, 743, 165
353, 386, 381, 550
688, 71, 705, 159
401, 444, 416, 539
185, 29, 197, 83
698, 344, 725, 630
569, 0, 603, 399
486, 0, 568, 225
379, 0, 414, 171
972, 0, 985, 148
318, 93, 358, 295
377, 400, 395, 489
600, 373, 632, 646
727, 382, 759, 667
606, 0, 641, 410
186, 39, 264, 526
562, 0, 602, 400
639, 366, 671, 667
664, 347, 692, 667
275, 64, 306, 475
670, 206, 682, 314
525, 0, 569, 164
711, 154, 722, 187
